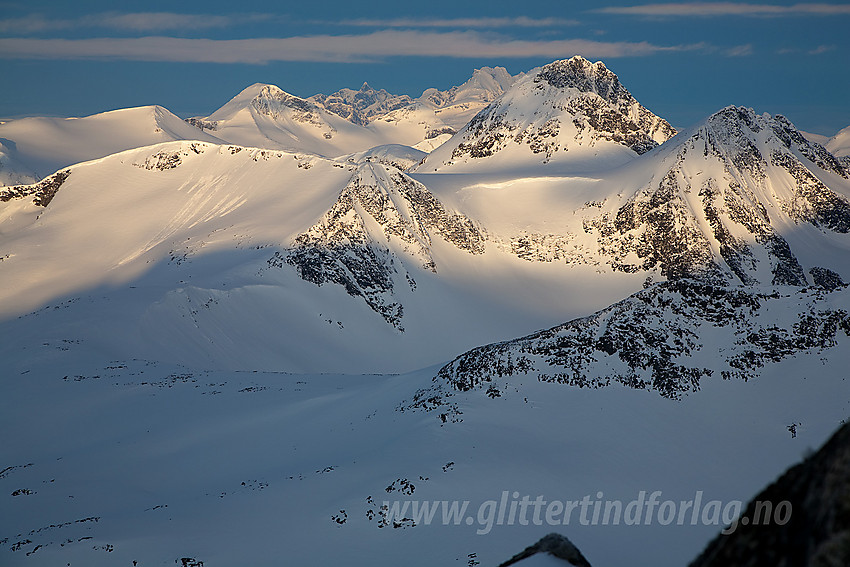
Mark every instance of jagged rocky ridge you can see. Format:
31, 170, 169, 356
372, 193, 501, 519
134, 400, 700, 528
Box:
585, 106, 850, 285
270, 162, 485, 327
433, 279, 850, 401
310, 83, 413, 126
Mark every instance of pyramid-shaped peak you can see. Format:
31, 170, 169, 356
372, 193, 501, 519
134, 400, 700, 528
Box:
207, 83, 310, 121
686, 105, 847, 178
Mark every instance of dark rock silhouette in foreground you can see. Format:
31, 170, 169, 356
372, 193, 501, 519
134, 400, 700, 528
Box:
498, 532, 592, 567
689, 421, 850, 567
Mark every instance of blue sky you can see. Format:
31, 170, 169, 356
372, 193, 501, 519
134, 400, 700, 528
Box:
1, 1, 848, 134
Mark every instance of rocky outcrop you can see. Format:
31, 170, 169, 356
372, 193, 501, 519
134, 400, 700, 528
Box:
436, 280, 850, 400
0, 169, 70, 207
273, 162, 485, 327
498, 532, 593, 567
689, 421, 850, 567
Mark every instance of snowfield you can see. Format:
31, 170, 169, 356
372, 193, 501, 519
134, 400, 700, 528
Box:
1, 56, 849, 566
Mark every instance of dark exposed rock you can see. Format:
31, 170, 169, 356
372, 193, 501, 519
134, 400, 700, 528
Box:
0, 169, 70, 207
184, 117, 218, 131
134, 150, 183, 171
498, 532, 593, 567
273, 163, 484, 327
425, 127, 457, 139
810, 267, 846, 291
689, 421, 850, 567
435, 281, 850, 401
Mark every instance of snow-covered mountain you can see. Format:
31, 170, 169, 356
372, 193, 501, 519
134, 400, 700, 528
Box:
187, 83, 388, 157
580, 106, 850, 286
418, 65, 519, 127
0, 137, 650, 374
2, 102, 849, 373
0, 67, 518, 187
189, 68, 520, 157
418, 56, 676, 173
309, 82, 414, 126
827, 124, 850, 158
362, 66, 520, 152
0, 105, 224, 186
2, 56, 850, 567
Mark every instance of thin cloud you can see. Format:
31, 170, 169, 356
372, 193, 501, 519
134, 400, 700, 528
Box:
725, 44, 753, 57
0, 12, 274, 34
335, 16, 580, 28
0, 31, 707, 63
595, 3, 850, 17
808, 45, 836, 55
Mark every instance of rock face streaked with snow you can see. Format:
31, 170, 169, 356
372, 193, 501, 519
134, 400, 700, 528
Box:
273, 161, 485, 327
419, 56, 676, 172
434, 279, 850, 401
583, 106, 850, 285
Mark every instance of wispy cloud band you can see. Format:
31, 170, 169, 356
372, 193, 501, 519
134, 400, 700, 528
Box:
335, 16, 580, 28
0, 12, 274, 34
0, 31, 704, 63
596, 2, 850, 17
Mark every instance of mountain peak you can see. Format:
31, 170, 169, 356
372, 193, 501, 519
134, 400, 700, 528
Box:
533, 57, 626, 106
419, 57, 676, 171
688, 105, 847, 180
206, 82, 315, 122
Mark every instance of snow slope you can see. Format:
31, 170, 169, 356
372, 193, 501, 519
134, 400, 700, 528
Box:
827, 124, 850, 158
2, 103, 849, 375
191, 84, 387, 158
0, 140, 648, 374
0, 105, 224, 186
1, 320, 847, 567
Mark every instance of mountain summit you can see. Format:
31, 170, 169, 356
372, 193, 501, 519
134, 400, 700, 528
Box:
419, 56, 676, 172
584, 105, 850, 285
